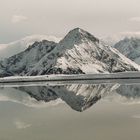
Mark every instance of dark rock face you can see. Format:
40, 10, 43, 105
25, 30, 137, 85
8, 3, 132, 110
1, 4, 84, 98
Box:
29, 67, 85, 76
0, 71, 13, 78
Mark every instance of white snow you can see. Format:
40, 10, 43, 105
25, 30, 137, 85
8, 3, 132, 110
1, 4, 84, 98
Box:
0, 35, 61, 59
1, 28, 140, 77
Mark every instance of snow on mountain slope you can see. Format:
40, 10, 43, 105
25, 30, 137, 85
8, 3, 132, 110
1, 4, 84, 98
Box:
27, 28, 140, 75
0, 40, 57, 77
114, 38, 140, 64
0, 35, 61, 59
0, 28, 140, 77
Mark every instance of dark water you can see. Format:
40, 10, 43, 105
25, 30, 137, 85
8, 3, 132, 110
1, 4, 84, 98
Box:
0, 82, 140, 140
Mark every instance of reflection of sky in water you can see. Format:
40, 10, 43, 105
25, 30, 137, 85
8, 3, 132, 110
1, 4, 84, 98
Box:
0, 83, 140, 140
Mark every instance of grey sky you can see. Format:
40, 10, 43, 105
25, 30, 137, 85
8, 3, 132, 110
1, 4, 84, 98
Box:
0, 0, 140, 43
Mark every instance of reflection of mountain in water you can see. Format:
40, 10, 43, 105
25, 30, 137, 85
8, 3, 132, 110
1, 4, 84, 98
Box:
16, 84, 114, 112
0, 84, 140, 112
117, 85, 140, 99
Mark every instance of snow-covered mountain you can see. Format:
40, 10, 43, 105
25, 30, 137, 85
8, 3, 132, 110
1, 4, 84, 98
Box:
0, 40, 57, 76
0, 35, 61, 59
0, 28, 140, 77
114, 37, 140, 64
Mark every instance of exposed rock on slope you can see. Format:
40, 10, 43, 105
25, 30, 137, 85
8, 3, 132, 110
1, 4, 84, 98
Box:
0, 28, 140, 77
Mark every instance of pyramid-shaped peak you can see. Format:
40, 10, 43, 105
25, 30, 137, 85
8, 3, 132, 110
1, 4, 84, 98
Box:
68, 27, 91, 36
69, 27, 85, 33
61, 28, 99, 44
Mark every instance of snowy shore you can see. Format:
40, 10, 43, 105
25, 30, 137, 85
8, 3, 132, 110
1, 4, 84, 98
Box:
0, 72, 140, 83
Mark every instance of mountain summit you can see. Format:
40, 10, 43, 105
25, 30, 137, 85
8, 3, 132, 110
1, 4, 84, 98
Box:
0, 28, 140, 77
60, 28, 99, 44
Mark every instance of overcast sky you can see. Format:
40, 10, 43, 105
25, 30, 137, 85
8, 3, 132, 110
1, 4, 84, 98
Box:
0, 0, 140, 43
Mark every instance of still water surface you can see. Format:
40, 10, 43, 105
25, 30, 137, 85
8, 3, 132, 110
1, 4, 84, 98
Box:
0, 82, 140, 140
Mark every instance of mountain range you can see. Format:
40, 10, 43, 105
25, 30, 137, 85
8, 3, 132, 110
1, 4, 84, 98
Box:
0, 35, 61, 59
0, 28, 140, 77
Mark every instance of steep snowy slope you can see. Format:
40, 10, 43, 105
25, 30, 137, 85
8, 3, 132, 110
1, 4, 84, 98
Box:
0, 28, 140, 77
0, 35, 60, 59
27, 28, 140, 75
0, 40, 57, 77
114, 37, 140, 64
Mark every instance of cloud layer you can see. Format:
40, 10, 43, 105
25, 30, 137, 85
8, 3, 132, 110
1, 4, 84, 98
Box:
11, 15, 28, 23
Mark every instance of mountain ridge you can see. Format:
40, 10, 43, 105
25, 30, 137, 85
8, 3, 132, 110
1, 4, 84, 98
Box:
0, 35, 61, 59
114, 37, 140, 64
0, 28, 140, 77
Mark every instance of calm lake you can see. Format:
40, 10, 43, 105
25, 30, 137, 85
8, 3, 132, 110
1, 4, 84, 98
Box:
0, 81, 140, 140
